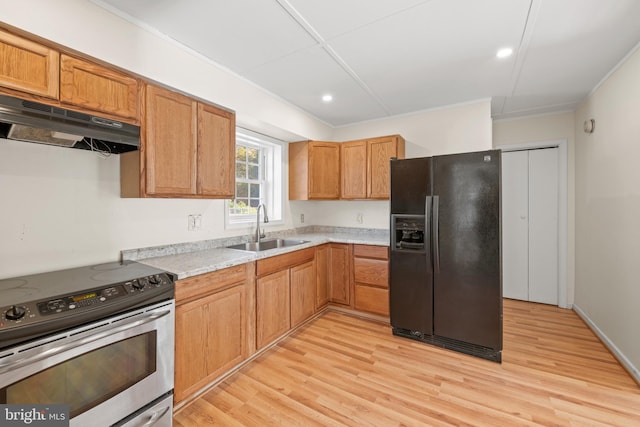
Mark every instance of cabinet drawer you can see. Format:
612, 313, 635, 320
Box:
176, 263, 248, 303
257, 247, 314, 277
353, 244, 388, 260
354, 285, 389, 316
353, 257, 388, 288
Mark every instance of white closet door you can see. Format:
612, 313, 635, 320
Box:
528, 148, 559, 304
502, 151, 529, 300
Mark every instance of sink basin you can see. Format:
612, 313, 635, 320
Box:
226, 238, 309, 252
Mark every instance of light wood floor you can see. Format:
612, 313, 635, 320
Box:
174, 299, 640, 426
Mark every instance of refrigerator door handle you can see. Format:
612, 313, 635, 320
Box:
425, 196, 433, 265
433, 195, 440, 272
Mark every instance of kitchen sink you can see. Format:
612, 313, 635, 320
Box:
226, 238, 309, 252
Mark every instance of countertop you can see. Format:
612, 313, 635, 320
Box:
127, 228, 389, 280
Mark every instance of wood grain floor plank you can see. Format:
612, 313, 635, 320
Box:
174, 299, 640, 426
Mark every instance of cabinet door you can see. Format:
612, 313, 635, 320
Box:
368, 136, 399, 199
308, 142, 340, 199
175, 284, 247, 403
315, 245, 330, 309
60, 55, 139, 121
0, 29, 59, 98
329, 243, 351, 305
174, 298, 209, 402
197, 102, 235, 197
204, 285, 247, 380
341, 140, 367, 199
290, 261, 316, 327
257, 269, 290, 349
145, 85, 197, 196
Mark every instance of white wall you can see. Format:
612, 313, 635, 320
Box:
291, 100, 494, 228
0, 0, 333, 278
493, 112, 576, 306
574, 45, 640, 380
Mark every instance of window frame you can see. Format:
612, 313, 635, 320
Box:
225, 128, 283, 228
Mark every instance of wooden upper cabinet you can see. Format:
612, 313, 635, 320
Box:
295, 135, 405, 201
341, 140, 367, 199
143, 84, 235, 198
145, 84, 197, 196
368, 135, 404, 199
196, 102, 235, 198
289, 141, 340, 200
60, 55, 139, 121
340, 134, 405, 200
0, 29, 59, 99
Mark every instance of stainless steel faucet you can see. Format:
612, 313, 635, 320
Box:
255, 204, 269, 242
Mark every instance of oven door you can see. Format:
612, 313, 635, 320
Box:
0, 300, 174, 427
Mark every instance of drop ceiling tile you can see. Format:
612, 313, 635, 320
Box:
286, 0, 428, 39
511, 0, 640, 102
326, 0, 530, 115
244, 45, 388, 125
96, 0, 318, 72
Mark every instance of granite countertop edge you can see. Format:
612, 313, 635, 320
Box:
127, 228, 389, 280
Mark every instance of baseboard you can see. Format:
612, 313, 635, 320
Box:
573, 304, 640, 385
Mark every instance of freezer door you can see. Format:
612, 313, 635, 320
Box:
432, 150, 502, 350
389, 249, 433, 335
390, 157, 431, 214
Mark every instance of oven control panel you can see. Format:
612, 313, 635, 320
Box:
0, 273, 173, 328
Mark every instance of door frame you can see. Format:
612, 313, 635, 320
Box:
497, 139, 568, 308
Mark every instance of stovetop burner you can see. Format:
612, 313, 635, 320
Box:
0, 261, 175, 350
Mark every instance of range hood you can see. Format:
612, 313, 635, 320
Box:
0, 94, 140, 153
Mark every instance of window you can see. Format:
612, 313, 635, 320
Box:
226, 129, 283, 226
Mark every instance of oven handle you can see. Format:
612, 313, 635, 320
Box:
143, 405, 171, 426
0, 309, 171, 373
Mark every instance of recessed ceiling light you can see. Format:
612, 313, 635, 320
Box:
496, 47, 513, 59
322, 94, 333, 102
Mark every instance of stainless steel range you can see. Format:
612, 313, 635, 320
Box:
0, 261, 176, 427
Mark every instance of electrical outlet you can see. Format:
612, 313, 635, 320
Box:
300, 213, 305, 223
356, 213, 363, 224
188, 214, 202, 231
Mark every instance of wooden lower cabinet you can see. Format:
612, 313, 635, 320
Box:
173, 244, 389, 404
256, 269, 290, 349
256, 248, 316, 349
353, 244, 389, 316
329, 243, 351, 306
290, 261, 316, 327
174, 263, 254, 404
315, 245, 330, 309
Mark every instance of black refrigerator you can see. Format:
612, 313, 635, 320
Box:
389, 150, 502, 362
